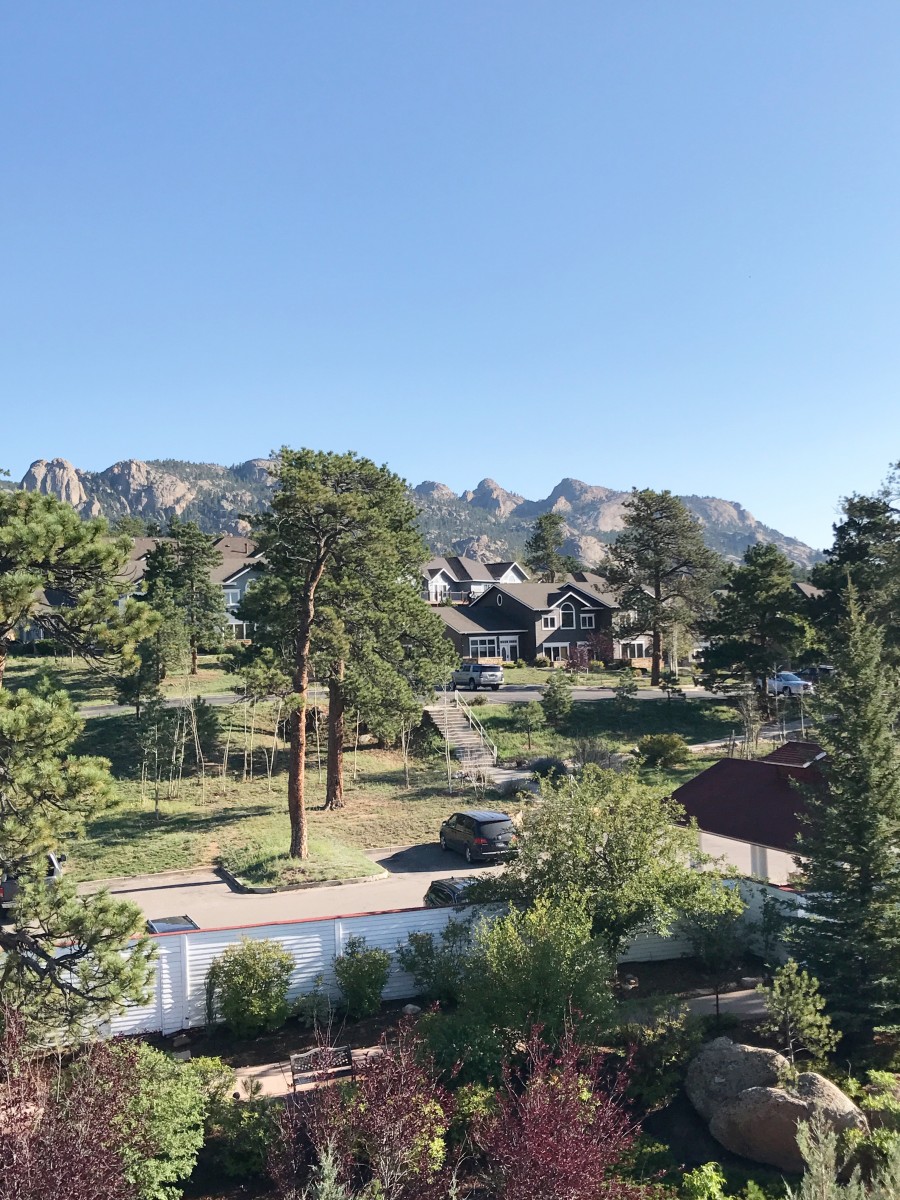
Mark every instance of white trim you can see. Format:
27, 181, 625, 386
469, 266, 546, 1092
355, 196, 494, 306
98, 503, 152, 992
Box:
542, 614, 557, 630
559, 602, 576, 629
580, 612, 595, 629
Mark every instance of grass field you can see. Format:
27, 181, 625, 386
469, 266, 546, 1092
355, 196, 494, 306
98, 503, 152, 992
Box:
4, 652, 241, 704
478, 696, 739, 760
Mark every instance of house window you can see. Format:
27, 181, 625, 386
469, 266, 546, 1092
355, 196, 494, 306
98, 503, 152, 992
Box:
496, 594, 503, 606
560, 603, 576, 629
580, 612, 595, 629
623, 643, 646, 659
469, 636, 498, 659
542, 614, 557, 630
543, 644, 568, 662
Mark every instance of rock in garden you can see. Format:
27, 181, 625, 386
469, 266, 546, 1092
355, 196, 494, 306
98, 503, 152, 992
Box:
685, 1037, 788, 1122
710, 1086, 812, 1172
794, 1072, 868, 1134
402, 1003, 422, 1016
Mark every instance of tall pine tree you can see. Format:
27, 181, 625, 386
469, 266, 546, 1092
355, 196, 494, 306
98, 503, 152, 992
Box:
605, 489, 721, 685
145, 519, 226, 675
793, 590, 900, 1039
524, 513, 580, 582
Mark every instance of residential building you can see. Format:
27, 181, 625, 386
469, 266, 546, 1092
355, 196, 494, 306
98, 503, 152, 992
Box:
672, 741, 826, 884
422, 556, 528, 603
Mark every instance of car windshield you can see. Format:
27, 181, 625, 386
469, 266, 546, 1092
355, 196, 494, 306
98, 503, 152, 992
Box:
480, 820, 514, 838
780, 673, 802, 682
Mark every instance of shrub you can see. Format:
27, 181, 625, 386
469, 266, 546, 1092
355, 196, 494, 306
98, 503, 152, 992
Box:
294, 973, 334, 1030
397, 919, 473, 1006
469, 693, 488, 706
636, 732, 690, 768
270, 1025, 454, 1200
474, 1029, 644, 1200
333, 935, 391, 1019
613, 1000, 703, 1111
112, 1041, 208, 1200
530, 754, 568, 780
206, 937, 294, 1038
210, 1079, 278, 1179
532, 656, 550, 669
541, 670, 574, 727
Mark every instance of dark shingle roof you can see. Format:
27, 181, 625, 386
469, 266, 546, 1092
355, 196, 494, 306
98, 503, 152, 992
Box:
760, 741, 825, 768
673, 756, 825, 854
471, 582, 618, 612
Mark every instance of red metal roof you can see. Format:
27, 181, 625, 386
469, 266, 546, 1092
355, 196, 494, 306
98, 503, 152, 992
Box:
760, 741, 825, 768
673, 755, 824, 854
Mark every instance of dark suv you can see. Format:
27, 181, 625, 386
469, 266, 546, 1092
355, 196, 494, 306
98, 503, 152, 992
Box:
439, 810, 519, 863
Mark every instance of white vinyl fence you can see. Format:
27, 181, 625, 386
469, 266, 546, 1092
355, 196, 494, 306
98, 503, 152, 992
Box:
106, 882, 799, 1038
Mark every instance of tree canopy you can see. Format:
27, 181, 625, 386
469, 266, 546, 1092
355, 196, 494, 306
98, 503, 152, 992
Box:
524, 512, 581, 582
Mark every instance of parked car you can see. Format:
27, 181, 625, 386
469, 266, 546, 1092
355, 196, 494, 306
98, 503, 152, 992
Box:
451, 662, 504, 691
146, 914, 200, 935
766, 672, 814, 697
423, 877, 474, 908
0, 852, 66, 920
797, 664, 836, 684
439, 809, 519, 863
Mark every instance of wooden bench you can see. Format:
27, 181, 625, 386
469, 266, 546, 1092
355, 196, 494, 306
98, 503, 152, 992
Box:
290, 1044, 354, 1091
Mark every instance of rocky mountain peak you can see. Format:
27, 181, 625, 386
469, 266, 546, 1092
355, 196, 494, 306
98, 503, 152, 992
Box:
21, 458, 92, 510
461, 478, 525, 518
412, 480, 457, 502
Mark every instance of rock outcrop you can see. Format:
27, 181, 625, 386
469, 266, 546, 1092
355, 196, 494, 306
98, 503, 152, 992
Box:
687, 1040, 867, 1174
17, 457, 821, 565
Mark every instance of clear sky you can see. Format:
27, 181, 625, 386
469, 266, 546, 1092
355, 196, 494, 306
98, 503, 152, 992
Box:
3, 3, 899, 549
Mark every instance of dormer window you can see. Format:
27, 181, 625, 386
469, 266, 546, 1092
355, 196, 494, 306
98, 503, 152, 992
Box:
560, 603, 576, 629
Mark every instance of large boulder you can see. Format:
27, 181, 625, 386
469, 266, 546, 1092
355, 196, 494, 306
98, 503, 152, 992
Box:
685, 1038, 788, 1122
710, 1075, 867, 1173
710, 1087, 811, 1172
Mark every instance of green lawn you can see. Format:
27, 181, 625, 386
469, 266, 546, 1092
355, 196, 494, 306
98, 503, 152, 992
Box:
479, 696, 740, 759
4, 655, 117, 704
67, 740, 463, 886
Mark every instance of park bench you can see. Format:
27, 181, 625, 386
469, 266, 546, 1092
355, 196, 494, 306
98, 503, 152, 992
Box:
290, 1044, 354, 1091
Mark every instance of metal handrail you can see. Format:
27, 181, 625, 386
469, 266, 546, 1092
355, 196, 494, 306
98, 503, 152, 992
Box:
452, 690, 498, 764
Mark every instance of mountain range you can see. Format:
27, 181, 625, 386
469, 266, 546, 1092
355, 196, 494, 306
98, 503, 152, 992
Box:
14, 457, 821, 568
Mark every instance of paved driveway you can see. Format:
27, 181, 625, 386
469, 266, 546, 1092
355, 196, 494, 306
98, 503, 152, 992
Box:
79, 844, 502, 930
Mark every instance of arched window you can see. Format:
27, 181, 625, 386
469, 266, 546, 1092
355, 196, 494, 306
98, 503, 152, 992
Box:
560, 603, 576, 629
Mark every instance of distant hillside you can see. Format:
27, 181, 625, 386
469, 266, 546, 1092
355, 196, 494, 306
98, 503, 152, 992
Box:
17, 457, 821, 568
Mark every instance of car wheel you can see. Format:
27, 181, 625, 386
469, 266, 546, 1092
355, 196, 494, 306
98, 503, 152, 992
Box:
451, 682, 457, 691
782, 687, 791, 697
465, 846, 473, 863
491, 685, 500, 691
440, 835, 448, 852
468, 679, 477, 691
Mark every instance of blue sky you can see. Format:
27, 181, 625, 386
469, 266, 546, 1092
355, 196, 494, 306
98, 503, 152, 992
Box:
2, 2, 899, 549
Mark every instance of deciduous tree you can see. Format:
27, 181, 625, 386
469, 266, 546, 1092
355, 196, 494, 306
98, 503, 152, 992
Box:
605, 490, 721, 685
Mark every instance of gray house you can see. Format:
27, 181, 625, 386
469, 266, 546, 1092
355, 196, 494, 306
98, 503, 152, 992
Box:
422, 556, 528, 603
436, 580, 619, 663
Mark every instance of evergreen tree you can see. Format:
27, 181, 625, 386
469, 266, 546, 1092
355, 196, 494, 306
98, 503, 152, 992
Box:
792, 592, 900, 1039
145, 519, 226, 674
249, 448, 450, 858
702, 543, 813, 689
510, 701, 547, 750
757, 960, 839, 1068
0, 685, 154, 1036
541, 669, 574, 728
605, 489, 721, 685
0, 490, 151, 686
524, 513, 580, 582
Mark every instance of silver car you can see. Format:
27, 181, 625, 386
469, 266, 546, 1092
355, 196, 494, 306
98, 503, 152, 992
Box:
766, 672, 814, 697
451, 661, 504, 691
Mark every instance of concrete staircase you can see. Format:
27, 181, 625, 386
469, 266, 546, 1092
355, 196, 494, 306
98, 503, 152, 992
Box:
425, 696, 496, 774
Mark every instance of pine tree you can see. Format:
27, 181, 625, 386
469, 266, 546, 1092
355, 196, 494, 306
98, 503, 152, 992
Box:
792, 591, 900, 1039
605, 490, 721, 685
145, 519, 226, 674
524, 513, 581, 582
757, 960, 839, 1068
702, 543, 813, 688
0, 489, 151, 686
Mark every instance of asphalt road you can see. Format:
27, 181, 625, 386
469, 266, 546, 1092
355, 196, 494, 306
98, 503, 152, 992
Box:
79, 682, 717, 718
79, 844, 502, 930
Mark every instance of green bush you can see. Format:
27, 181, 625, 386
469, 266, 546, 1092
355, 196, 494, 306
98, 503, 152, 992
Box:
469, 693, 488, 706
206, 936, 294, 1038
637, 732, 691, 768
333, 935, 391, 1019
294, 973, 334, 1030
530, 754, 568, 780
614, 1001, 703, 1112
397, 919, 472, 1005
209, 1080, 278, 1179
111, 1042, 208, 1200
541, 670, 574, 727
532, 656, 550, 669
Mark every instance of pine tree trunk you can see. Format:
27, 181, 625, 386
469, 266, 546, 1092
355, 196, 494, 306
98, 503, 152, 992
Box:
191, 640, 198, 676
0, 647, 6, 689
325, 661, 345, 810
287, 568, 325, 859
651, 626, 662, 686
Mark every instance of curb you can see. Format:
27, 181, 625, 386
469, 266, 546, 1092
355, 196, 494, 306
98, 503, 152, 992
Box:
79, 867, 219, 892
215, 865, 388, 895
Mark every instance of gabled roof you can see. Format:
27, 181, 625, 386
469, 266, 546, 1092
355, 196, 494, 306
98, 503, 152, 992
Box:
470, 582, 618, 613
485, 561, 526, 580
673, 751, 826, 854
436, 606, 528, 636
214, 536, 257, 556
423, 556, 527, 584
212, 554, 265, 585
760, 741, 825, 768
794, 581, 826, 600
